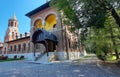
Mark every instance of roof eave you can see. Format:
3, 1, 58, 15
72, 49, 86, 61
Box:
25, 1, 50, 17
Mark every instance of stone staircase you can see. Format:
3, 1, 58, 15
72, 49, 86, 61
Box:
29, 52, 56, 64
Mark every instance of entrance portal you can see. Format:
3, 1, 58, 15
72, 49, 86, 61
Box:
32, 29, 58, 56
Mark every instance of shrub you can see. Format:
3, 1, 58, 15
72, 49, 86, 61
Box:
117, 59, 120, 66
106, 55, 116, 61
0, 56, 8, 60
98, 55, 106, 61
14, 55, 17, 59
20, 56, 24, 59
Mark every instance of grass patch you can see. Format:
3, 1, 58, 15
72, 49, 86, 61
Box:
0, 58, 24, 62
106, 56, 116, 61
105, 55, 120, 63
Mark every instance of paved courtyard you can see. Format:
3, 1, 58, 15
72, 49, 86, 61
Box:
0, 59, 120, 77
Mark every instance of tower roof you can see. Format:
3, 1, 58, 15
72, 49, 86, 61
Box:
10, 13, 17, 20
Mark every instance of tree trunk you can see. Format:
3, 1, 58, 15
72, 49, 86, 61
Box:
65, 27, 69, 60
77, 29, 81, 52
110, 7, 120, 27
110, 25, 119, 59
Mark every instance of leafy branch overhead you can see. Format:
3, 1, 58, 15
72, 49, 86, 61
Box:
50, 0, 120, 60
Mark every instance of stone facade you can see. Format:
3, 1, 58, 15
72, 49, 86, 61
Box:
25, 2, 82, 60
29, 7, 64, 52
2, 14, 30, 58
0, 42, 3, 54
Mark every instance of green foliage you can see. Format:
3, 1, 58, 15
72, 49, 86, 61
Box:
50, 0, 82, 29
106, 55, 117, 61
50, 0, 120, 60
85, 14, 120, 59
0, 58, 23, 62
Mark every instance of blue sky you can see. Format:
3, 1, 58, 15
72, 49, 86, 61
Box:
0, 0, 47, 42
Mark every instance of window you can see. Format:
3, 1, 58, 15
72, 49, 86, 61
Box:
12, 32, 14, 39
34, 19, 43, 29
23, 43, 26, 51
4, 48, 6, 54
15, 22, 17, 27
18, 44, 21, 51
11, 22, 13, 26
14, 45, 16, 51
10, 46, 12, 52
45, 14, 57, 30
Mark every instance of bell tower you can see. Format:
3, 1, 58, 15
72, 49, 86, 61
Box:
4, 14, 19, 42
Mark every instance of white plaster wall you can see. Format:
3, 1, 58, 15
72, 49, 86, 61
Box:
56, 52, 66, 60
7, 52, 41, 60
56, 51, 84, 60
68, 52, 81, 60
35, 52, 55, 63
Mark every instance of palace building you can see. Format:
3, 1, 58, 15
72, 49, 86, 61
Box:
1, 1, 84, 63
0, 41, 3, 54
3, 14, 30, 58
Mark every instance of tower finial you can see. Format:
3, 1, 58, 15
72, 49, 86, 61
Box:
11, 12, 17, 20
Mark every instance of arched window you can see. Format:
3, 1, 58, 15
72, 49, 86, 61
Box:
14, 45, 16, 51
11, 22, 13, 26
18, 44, 21, 51
45, 14, 57, 30
5, 48, 6, 54
12, 32, 14, 39
34, 19, 43, 29
10, 46, 12, 52
23, 43, 26, 51
15, 22, 17, 27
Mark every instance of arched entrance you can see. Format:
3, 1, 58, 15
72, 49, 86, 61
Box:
32, 29, 58, 56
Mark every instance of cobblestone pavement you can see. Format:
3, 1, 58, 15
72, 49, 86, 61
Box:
0, 60, 120, 77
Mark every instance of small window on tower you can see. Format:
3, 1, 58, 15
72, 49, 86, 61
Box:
12, 32, 14, 39
11, 22, 13, 26
15, 22, 17, 27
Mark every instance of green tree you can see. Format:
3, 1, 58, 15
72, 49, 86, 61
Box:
85, 14, 120, 59
50, 0, 120, 59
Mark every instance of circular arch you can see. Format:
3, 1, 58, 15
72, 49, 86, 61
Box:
33, 19, 43, 30
32, 17, 43, 27
44, 13, 58, 30
43, 12, 58, 20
